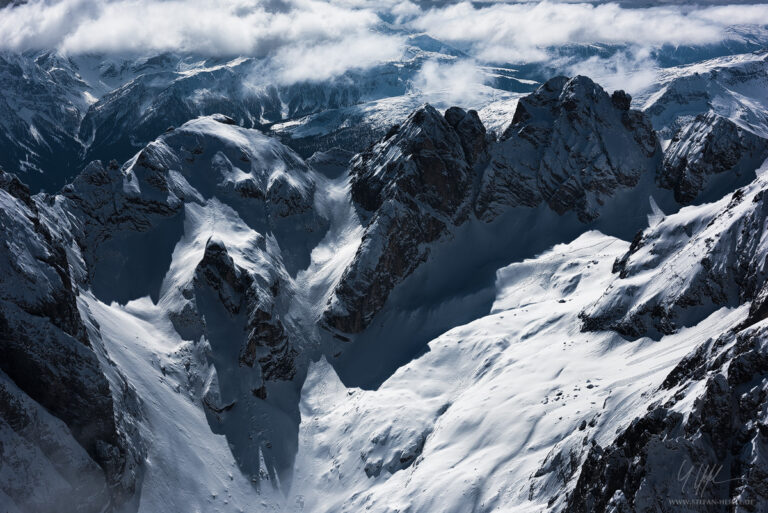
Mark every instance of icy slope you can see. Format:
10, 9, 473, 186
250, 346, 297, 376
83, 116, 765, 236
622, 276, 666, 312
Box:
293, 231, 749, 513
0, 113, 333, 511
82, 294, 283, 513
631, 52, 768, 208
294, 164, 768, 512
582, 163, 768, 339
567, 171, 768, 513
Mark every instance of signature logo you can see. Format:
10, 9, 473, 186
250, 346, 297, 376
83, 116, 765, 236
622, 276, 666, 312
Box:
677, 460, 743, 497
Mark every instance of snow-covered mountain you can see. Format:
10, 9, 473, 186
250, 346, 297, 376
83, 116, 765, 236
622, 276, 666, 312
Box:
0, 34, 530, 193
5, 28, 768, 195
3, 29, 768, 513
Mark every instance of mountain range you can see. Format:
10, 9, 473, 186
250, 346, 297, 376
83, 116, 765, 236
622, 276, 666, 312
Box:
1, 25, 768, 513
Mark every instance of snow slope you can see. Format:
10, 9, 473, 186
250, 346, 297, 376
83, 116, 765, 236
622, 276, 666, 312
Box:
640, 51, 768, 139
292, 231, 749, 513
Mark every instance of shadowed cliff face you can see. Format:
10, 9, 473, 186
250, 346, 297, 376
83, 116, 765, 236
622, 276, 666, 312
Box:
0, 168, 144, 512
0, 114, 325, 509
322, 104, 477, 335
478, 76, 660, 223
323, 76, 663, 339
659, 112, 768, 205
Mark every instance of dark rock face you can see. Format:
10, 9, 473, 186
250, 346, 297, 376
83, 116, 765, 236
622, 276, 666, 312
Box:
194, 238, 297, 383
0, 116, 320, 509
323, 104, 475, 333
0, 167, 33, 207
443, 106, 488, 166
0, 169, 141, 512
611, 90, 632, 111
581, 177, 768, 338
477, 76, 661, 222
0, 370, 110, 513
659, 112, 768, 204
306, 147, 355, 179
349, 104, 472, 217
0, 53, 84, 192
67, 116, 319, 383
567, 326, 768, 513
323, 79, 663, 335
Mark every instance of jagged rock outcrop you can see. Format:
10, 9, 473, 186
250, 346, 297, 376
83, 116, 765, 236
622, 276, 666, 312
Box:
0, 169, 142, 512
659, 112, 768, 204
194, 238, 297, 383
581, 174, 768, 338
642, 53, 768, 140
61, 115, 315, 386
322, 78, 663, 335
3, 56, 768, 511
443, 106, 489, 166
567, 324, 768, 512
322, 104, 475, 333
1, 115, 326, 509
476, 76, 661, 222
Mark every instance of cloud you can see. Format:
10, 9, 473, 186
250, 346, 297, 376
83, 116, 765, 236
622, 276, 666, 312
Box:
274, 33, 405, 83
562, 48, 659, 95
0, 0, 767, 86
410, 59, 490, 107
409, 1, 768, 64
0, 0, 405, 79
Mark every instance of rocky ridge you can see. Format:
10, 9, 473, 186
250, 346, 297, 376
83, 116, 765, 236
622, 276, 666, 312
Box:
324, 75, 663, 335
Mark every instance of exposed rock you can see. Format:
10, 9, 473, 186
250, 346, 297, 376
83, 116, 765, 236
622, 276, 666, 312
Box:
444, 106, 488, 166
194, 238, 297, 382
642, 54, 768, 140
581, 175, 768, 338
567, 325, 768, 513
476, 76, 661, 222
323, 79, 663, 335
0, 175, 141, 511
0, 370, 110, 513
323, 104, 474, 333
0, 167, 33, 208
611, 90, 632, 111
659, 112, 768, 204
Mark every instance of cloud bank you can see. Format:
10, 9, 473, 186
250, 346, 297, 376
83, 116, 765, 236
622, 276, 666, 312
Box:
409, 1, 768, 64
0, 0, 767, 85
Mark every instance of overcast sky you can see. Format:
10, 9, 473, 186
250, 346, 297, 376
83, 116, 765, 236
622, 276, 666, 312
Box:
1, 0, 766, 85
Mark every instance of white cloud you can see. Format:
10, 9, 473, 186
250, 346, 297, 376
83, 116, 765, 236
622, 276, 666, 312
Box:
274, 33, 405, 83
410, 59, 489, 107
562, 47, 659, 94
0, 0, 767, 85
410, 1, 768, 64
0, 0, 405, 78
